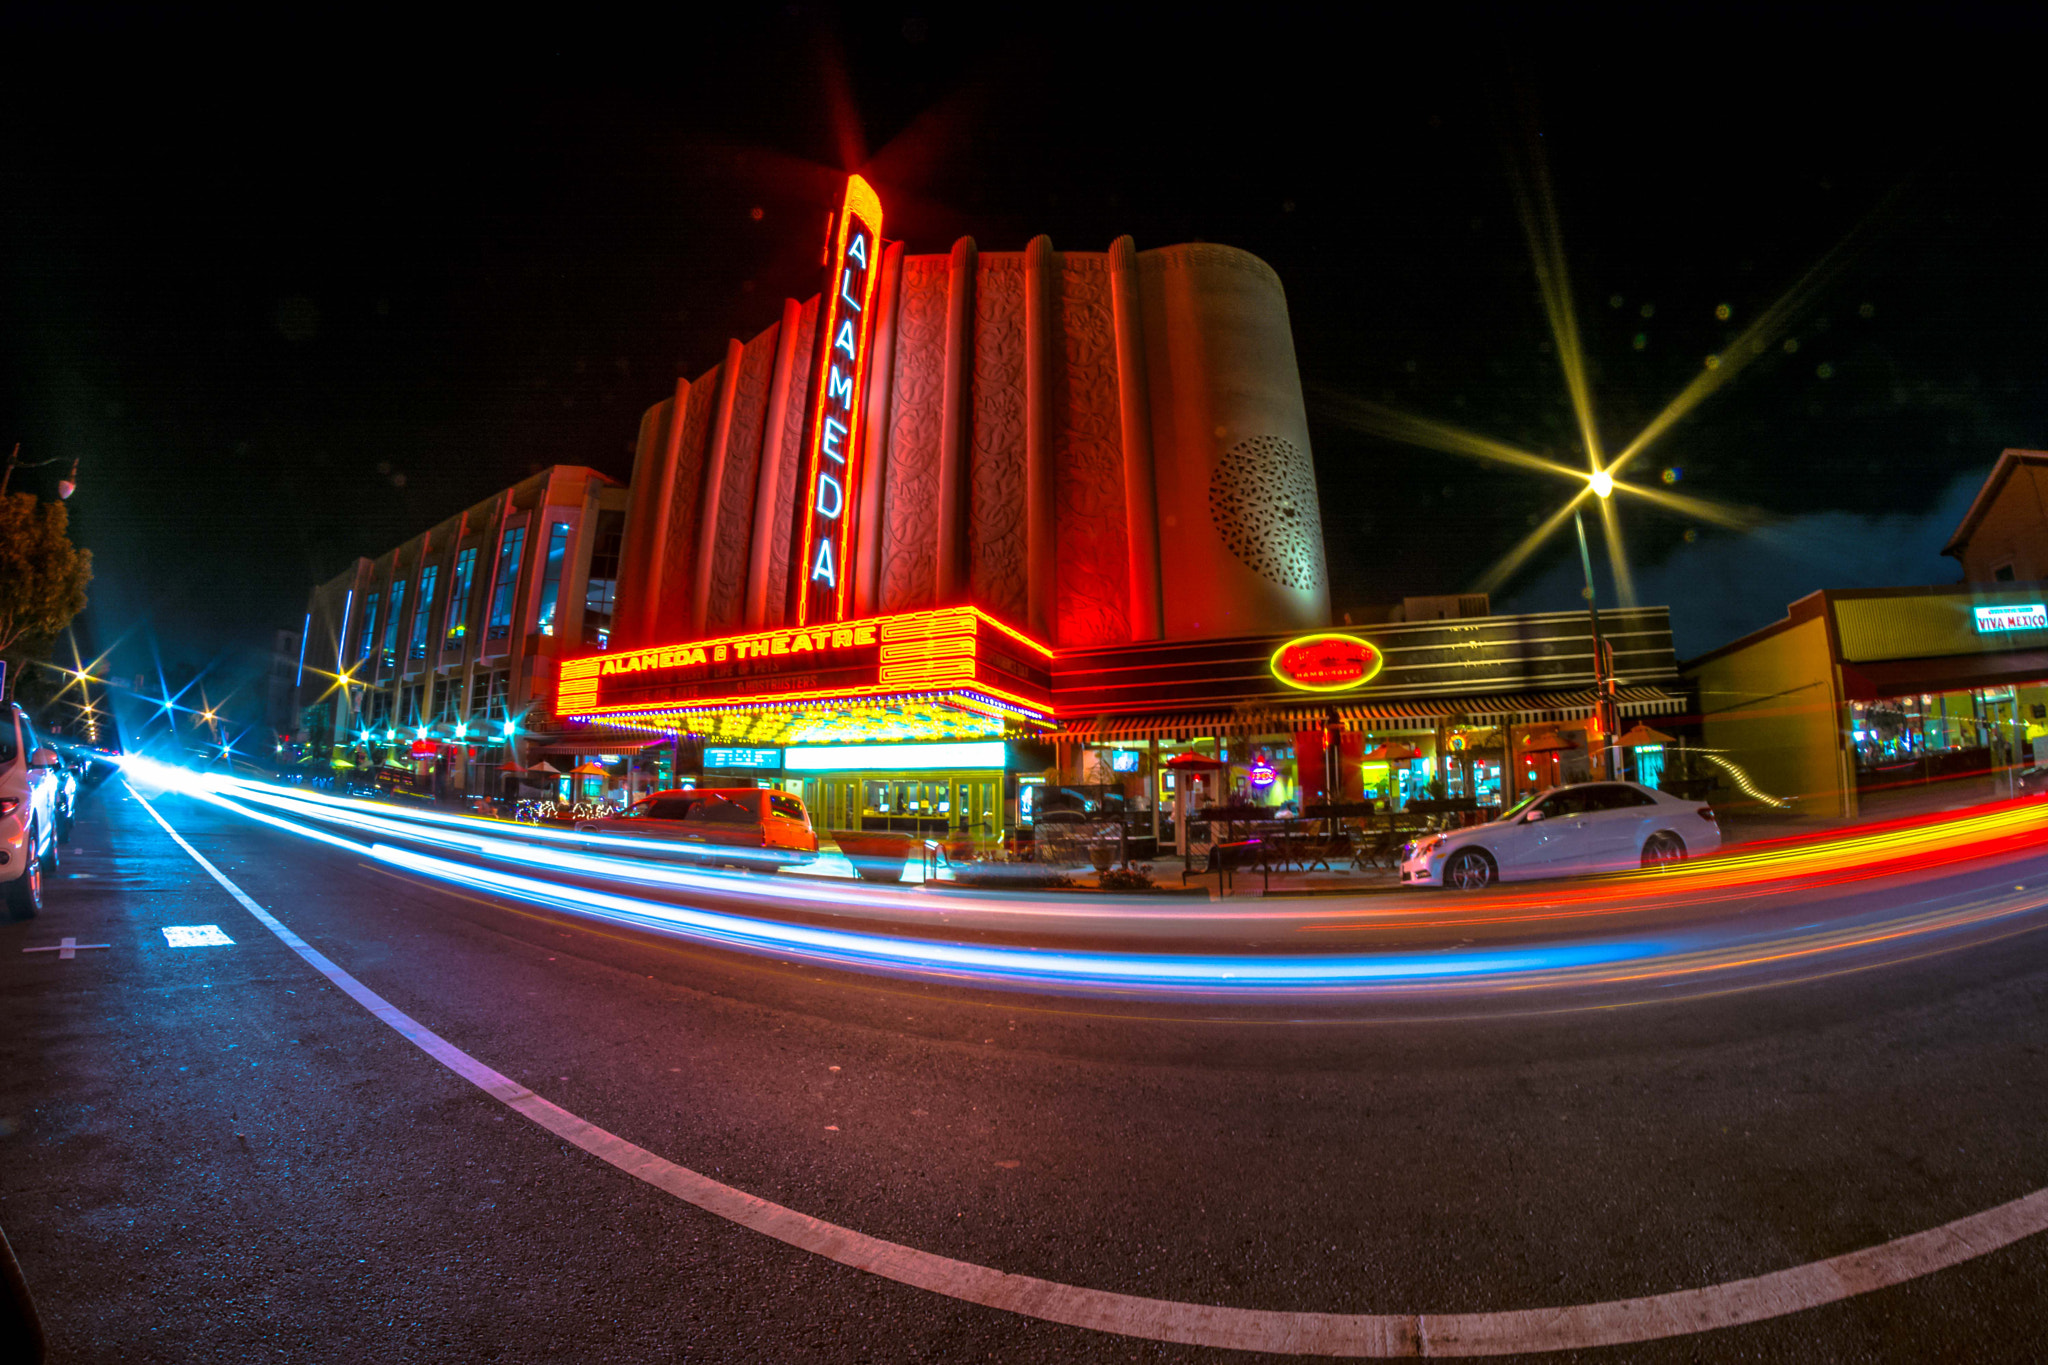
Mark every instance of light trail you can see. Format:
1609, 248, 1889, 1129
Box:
118, 756, 2048, 1005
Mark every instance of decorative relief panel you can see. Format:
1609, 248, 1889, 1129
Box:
968, 254, 1027, 623
880, 255, 948, 612
1050, 254, 1130, 647
1136, 242, 1286, 299
1208, 435, 1327, 591
763, 298, 818, 628
706, 322, 777, 633
655, 374, 716, 641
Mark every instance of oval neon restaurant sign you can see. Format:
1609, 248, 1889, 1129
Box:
1269, 633, 1384, 692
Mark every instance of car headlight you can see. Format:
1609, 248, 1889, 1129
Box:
1406, 834, 1445, 858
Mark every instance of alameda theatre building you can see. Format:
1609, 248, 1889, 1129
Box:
555, 176, 1686, 832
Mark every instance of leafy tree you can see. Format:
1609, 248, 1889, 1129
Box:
0, 492, 92, 693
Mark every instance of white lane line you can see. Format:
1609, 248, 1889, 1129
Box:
129, 783, 2048, 1358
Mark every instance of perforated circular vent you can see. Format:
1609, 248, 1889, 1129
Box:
1208, 435, 1326, 590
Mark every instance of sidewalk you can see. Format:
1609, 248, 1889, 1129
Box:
1718, 773, 2014, 847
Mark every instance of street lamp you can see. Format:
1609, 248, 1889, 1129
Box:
1572, 508, 1622, 781
0, 444, 77, 499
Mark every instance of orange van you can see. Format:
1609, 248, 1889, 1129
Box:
575, 787, 819, 870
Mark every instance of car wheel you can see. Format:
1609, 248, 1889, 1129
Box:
1641, 831, 1687, 867
40, 828, 59, 874
1442, 847, 1497, 890
6, 832, 42, 920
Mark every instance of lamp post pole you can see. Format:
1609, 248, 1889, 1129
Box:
1573, 508, 1621, 780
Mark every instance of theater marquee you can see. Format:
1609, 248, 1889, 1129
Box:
556, 606, 1053, 726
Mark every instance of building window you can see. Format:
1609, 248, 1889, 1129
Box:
444, 547, 479, 652
487, 669, 511, 724
1995, 563, 2017, 582
535, 522, 571, 636
469, 670, 492, 717
583, 510, 624, 648
359, 592, 380, 663
410, 564, 439, 662
486, 525, 527, 644
381, 578, 407, 673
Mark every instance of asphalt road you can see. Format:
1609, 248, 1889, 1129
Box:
8, 779, 2048, 1361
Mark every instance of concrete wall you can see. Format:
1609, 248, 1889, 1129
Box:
1689, 613, 1849, 816
613, 236, 1330, 654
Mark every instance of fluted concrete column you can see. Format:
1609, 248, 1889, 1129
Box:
1023, 234, 1057, 641
1109, 236, 1164, 642
854, 241, 905, 617
745, 299, 805, 628
689, 339, 746, 635
616, 379, 687, 648
935, 236, 977, 603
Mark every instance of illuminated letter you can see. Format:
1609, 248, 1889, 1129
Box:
815, 471, 844, 518
833, 317, 856, 358
714, 644, 728, 662
847, 231, 867, 270
772, 636, 789, 656
792, 631, 814, 653
821, 417, 847, 463
855, 625, 877, 645
832, 628, 853, 648
840, 268, 863, 311
809, 540, 837, 588
827, 366, 853, 409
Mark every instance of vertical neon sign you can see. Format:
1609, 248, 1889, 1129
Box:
794, 174, 884, 626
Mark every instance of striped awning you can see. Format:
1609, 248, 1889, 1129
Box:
1047, 686, 1687, 742
1339, 684, 1687, 728
1047, 708, 1330, 743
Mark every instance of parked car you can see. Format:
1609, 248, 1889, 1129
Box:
1399, 781, 1721, 890
0, 705, 67, 918
575, 787, 819, 871
52, 752, 84, 842
2018, 766, 2048, 797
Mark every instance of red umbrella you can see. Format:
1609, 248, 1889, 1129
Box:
1362, 741, 1421, 761
1164, 751, 1227, 770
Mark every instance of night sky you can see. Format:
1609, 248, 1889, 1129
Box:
7, 11, 2047, 731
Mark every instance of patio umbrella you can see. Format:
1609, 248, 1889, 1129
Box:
1518, 733, 1582, 753
568, 761, 609, 777
1616, 723, 1676, 748
1164, 751, 1227, 770
528, 760, 563, 774
1362, 741, 1421, 761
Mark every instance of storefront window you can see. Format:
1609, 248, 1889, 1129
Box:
444, 547, 479, 652
409, 564, 438, 663
535, 522, 571, 636
486, 524, 526, 644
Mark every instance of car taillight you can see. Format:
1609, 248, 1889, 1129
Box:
1697, 807, 1717, 821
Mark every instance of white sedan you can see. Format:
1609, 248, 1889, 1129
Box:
1400, 781, 1721, 890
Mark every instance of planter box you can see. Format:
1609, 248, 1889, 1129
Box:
829, 830, 916, 884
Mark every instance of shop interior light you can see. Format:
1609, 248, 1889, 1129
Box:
783, 740, 1006, 772
1589, 470, 1613, 498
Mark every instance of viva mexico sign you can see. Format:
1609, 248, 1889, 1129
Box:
794, 174, 885, 627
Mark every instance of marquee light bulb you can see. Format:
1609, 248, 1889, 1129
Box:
1589, 470, 1614, 499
